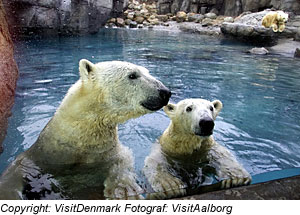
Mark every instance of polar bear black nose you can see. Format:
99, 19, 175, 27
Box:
159, 88, 172, 102
199, 117, 215, 136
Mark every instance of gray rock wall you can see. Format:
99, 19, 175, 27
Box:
3, 0, 129, 35
157, 0, 300, 16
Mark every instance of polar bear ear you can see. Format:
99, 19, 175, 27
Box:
79, 59, 96, 81
212, 100, 223, 115
163, 103, 177, 118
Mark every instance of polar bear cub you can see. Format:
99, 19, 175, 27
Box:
144, 98, 251, 199
262, 11, 289, 32
0, 60, 171, 200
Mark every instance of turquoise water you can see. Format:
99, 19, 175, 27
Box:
1, 28, 300, 191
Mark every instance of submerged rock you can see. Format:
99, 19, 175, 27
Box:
247, 47, 269, 55
294, 48, 300, 58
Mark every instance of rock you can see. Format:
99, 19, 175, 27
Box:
247, 47, 269, 55
0, 0, 18, 153
128, 3, 135, 10
107, 18, 116, 24
221, 11, 299, 44
127, 12, 135, 20
140, 8, 150, 17
179, 22, 221, 36
190, 4, 199, 13
200, 7, 207, 15
205, 13, 217, 19
137, 24, 143, 28
149, 18, 160, 25
270, 39, 300, 57
295, 28, 300, 41
135, 11, 143, 17
294, 48, 300, 58
129, 21, 138, 28
224, 16, 234, 23
116, 18, 125, 27
125, 19, 132, 25
210, 8, 219, 16
188, 13, 204, 22
241, 0, 272, 13
135, 16, 144, 24
3, 0, 129, 35
176, 11, 187, 23
156, 14, 169, 22
143, 20, 150, 26
202, 18, 214, 26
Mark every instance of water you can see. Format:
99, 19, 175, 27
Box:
1, 28, 300, 196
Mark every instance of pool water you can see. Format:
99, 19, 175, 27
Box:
1, 28, 300, 196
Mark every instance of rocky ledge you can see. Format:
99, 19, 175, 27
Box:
221, 10, 299, 44
106, 0, 234, 32
0, 0, 18, 153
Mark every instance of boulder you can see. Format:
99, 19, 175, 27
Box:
134, 16, 145, 24
176, 11, 187, 22
129, 21, 138, 28
221, 11, 298, 44
205, 12, 217, 19
224, 16, 234, 23
0, 0, 18, 153
202, 18, 214, 26
125, 19, 132, 25
156, 14, 169, 22
187, 13, 204, 22
116, 18, 125, 27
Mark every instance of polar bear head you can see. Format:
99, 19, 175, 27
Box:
277, 11, 289, 23
77, 59, 171, 122
164, 99, 222, 137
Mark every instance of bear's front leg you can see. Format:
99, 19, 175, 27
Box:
208, 144, 252, 189
103, 172, 144, 200
271, 23, 279, 32
144, 162, 186, 200
278, 23, 285, 32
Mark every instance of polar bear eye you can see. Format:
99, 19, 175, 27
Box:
210, 106, 214, 112
128, 73, 138, 80
186, 106, 193, 112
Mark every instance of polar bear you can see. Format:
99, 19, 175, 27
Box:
262, 11, 289, 32
144, 98, 251, 199
0, 59, 171, 200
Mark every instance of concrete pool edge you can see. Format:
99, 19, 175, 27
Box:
178, 175, 300, 200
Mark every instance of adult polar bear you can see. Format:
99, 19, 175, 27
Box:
0, 59, 171, 199
144, 99, 251, 199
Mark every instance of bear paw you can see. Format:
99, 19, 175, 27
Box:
278, 23, 285, 32
104, 180, 144, 200
271, 24, 279, 32
220, 177, 251, 189
147, 173, 186, 199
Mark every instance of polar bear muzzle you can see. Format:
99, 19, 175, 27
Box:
141, 87, 171, 111
196, 116, 215, 137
